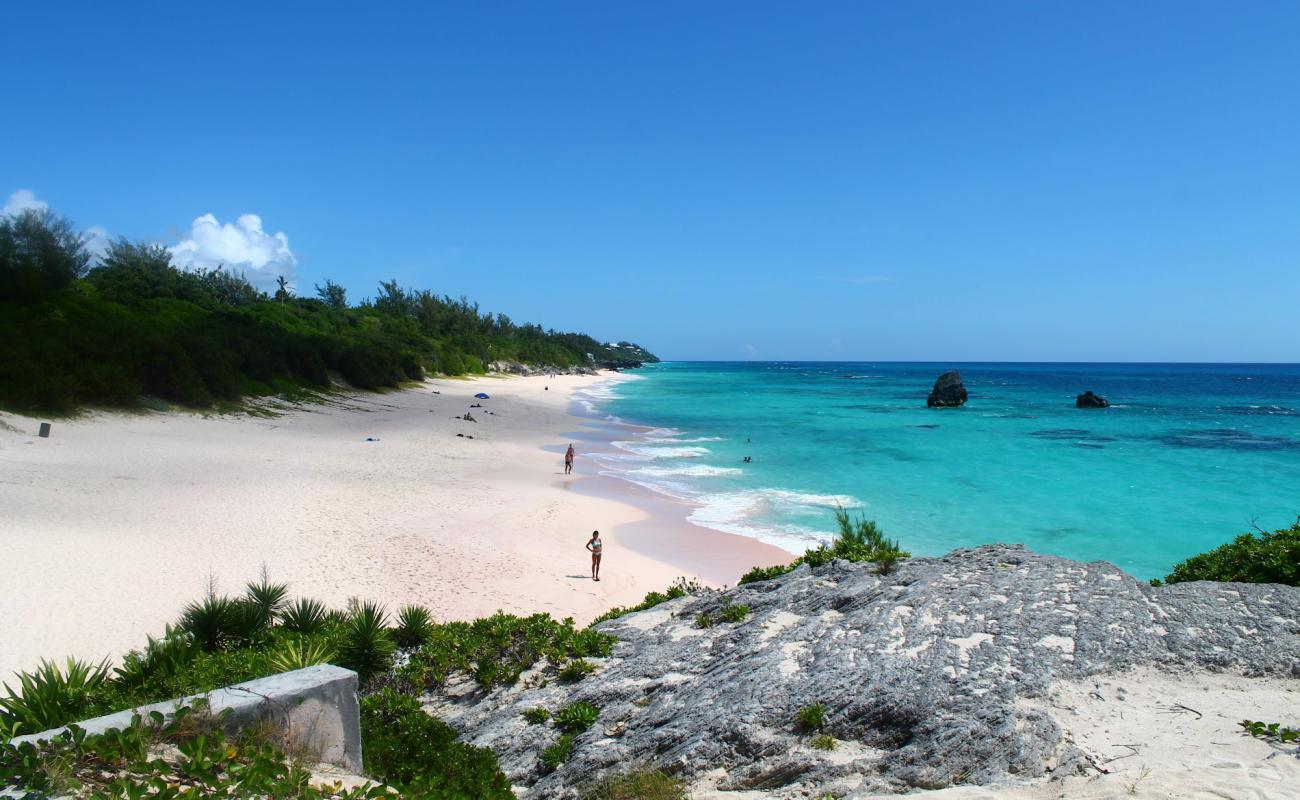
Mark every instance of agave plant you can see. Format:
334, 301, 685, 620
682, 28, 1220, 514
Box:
394, 605, 435, 649
113, 625, 199, 688
268, 638, 336, 673
244, 578, 289, 626
337, 601, 395, 683
280, 597, 329, 634
179, 594, 239, 651
0, 658, 110, 735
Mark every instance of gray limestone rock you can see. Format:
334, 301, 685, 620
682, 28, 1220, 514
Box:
425, 545, 1300, 797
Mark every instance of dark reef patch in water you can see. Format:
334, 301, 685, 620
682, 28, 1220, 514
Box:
913, 424, 941, 429
1151, 428, 1300, 452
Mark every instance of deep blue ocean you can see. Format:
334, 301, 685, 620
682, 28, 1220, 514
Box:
578, 362, 1300, 579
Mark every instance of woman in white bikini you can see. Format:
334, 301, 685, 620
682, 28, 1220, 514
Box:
586, 530, 602, 581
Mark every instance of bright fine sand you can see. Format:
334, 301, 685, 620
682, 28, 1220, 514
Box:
0, 373, 788, 683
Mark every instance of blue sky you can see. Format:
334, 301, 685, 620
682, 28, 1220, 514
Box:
3, 2, 1298, 361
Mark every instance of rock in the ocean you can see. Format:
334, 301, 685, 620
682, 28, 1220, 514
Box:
927, 370, 968, 407
424, 546, 1300, 798
1076, 390, 1110, 408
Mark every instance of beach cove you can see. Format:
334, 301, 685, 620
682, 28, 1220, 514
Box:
0, 373, 789, 683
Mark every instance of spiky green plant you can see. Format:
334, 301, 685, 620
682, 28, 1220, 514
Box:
523, 707, 551, 725
796, 702, 826, 733
540, 734, 574, 771
337, 601, 395, 683
268, 638, 336, 673
280, 597, 329, 634
112, 625, 199, 688
554, 701, 600, 734
587, 767, 687, 800
0, 658, 110, 735
244, 578, 289, 626
394, 605, 435, 649
558, 659, 596, 683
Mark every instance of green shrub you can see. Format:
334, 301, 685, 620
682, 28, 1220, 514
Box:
554, 701, 600, 734
796, 702, 826, 733
558, 659, 596, 683
718, 604, 750, 623
400, 612, 615, 692
739, 563, 797, 585
0, 209, 90, 302
741, 507, 909, 584
0, 658, 109, 736
810, 734, 837, 751
540, 734, 574, 771
280, 597, 329, 634
0, 704, 390, 797
586, 767, 687, 800
395, 605, 435, 649
337, 602, 396, 684
1240, 719, 1299, 744
694, 612, 714, 629
267, 637, 336, 673
244, 578, 289, 627
1160, 524, 1299, 586
179, 594, 270, 651
111, 625, 200, 690
523, 707, 551, 725
591, 577, 705, 625
361, 689, 511, 797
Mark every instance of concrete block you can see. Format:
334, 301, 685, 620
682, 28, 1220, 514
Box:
11, 664, 363, 773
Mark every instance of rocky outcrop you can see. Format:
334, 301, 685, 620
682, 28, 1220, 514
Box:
429, 546, 1300, 798
926, 371, 968, 407
488, 361, 599, 377
1076, 391, 1110, 408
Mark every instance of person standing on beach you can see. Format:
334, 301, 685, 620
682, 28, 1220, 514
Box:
564, 444, 575, 474
586, 530, 603, 581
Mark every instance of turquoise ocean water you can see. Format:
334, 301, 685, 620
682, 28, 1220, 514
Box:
576, 362, 1300, 579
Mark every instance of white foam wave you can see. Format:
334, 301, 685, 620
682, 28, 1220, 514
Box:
629, 464, 743, 478
612, 442, 711, 459
683, 488, 865, 553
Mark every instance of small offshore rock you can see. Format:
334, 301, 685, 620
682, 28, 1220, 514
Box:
1076, 391, 1110, 408
927, 371, 968, 408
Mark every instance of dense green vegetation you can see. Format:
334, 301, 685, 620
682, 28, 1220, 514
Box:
739, 507, 910, 584
1153, 522, 1299, 587
0, 703, 393, 798
0, 208, 655, 413
360, 690, 513, 798
589, 577, 706, 625
585, 768, 687, 800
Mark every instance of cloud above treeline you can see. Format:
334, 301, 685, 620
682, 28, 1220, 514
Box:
2, 189, 48, 216
168, 213, 297, 291
5, 190, 297, 291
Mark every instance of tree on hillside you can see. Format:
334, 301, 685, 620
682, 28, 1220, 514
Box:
315, 279, 347, 309
0, 209, 91, 301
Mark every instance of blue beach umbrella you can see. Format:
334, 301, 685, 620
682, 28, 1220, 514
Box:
474, 392, 490, 399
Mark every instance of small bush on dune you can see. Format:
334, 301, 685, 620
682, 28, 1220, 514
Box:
0, 658, 109, 736
811, 734, 837, 751
400, 612, 615, 692
554, 701, 600, 734
361, 689, 512, 798
244, 578, 289, 627
394, 605, 435, 649
1157, 523, 1299, 586
523, 707, 551, 725
742, 507, 910, 584
337, 602, 396, 683
592, 577, 706, 625
586, 767, 687, 800
540, 734, 574, 772
796, 702, 826, 733
268, 637, 336, 673
280, 597, 329, 634
558, 659, 596, 683
111, 625, 200, 690
718, 603, 750, 623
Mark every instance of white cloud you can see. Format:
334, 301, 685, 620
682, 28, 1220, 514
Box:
3, 189, 48, 217
168, 213, 297, 291
84, 225, 112, 261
